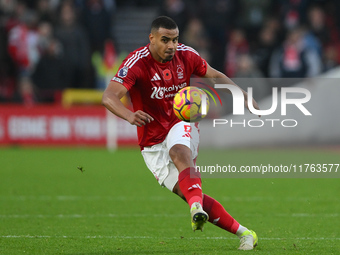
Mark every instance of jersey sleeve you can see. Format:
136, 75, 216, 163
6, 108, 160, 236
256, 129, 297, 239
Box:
189, 47, 208, 77
111, 56, 138, 91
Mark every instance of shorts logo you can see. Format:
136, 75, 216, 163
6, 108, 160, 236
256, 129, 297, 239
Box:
118, 66, 128, 78
184, 125, 192, 132
182, 133, 192, 138
163, 69, 172, 80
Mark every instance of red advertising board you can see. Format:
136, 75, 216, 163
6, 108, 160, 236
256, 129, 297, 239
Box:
0, 105, 137, 146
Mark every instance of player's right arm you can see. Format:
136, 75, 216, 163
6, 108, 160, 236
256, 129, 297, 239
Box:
102, 81, 154, 127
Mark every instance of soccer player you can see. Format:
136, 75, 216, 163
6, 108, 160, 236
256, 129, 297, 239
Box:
102, 16, 259, 250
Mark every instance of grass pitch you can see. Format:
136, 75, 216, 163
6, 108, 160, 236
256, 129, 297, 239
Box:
0, 147, 339, 254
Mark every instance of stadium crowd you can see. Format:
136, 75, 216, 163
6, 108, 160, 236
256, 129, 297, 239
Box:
1, 0, 340, 105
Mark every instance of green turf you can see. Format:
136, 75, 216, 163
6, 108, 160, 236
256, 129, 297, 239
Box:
0, 147, 339, 254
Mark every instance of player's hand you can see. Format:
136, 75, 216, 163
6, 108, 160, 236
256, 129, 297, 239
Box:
127, 110, 154, 127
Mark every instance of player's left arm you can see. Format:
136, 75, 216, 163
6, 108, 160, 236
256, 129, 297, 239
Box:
203, 62, 260, 115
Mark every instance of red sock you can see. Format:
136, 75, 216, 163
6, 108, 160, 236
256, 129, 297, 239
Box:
178, 167, 202, 207
203, 194, 240, 234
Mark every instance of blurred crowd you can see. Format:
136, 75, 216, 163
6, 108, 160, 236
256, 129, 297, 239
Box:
1, 0, 340, 105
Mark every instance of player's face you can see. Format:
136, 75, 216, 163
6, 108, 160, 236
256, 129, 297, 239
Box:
150, 27, 179, 63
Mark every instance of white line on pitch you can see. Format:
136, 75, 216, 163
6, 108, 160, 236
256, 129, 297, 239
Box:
0, 195, 338, 202
1, 235, 339, 240
0, 213, 338, 218
0, 195, 173, 201
0, 213, 188, 218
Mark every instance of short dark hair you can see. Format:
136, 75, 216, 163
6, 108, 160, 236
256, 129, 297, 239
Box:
151, 16, 178, 32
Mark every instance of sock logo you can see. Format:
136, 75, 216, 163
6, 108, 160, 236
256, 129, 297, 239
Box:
213, 217, 220, 224
188, 184, 202, 191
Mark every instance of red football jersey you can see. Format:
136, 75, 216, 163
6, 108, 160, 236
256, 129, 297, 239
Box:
112, 43, 207, 149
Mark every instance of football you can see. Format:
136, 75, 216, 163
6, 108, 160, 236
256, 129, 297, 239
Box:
173, 86, 210, 122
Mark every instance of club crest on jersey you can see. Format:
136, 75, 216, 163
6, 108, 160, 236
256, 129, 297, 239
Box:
118, 66, 128, 78
177, 65, 183, 79
163, 69, 172, 80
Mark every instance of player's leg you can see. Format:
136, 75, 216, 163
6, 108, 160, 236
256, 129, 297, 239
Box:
171, 182, 258, 250
169, 144, 208, 231
172, 182, 240, 233
202, 193, 258, 250
167, 123, 201, 208
167, 122, 208, 231
169, 144, 202, 207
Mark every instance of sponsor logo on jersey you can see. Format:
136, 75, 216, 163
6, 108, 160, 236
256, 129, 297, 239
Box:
150, 82, 187, 99
118, 66, 128, 78
151, 73, 161, 81
163, 69, 172, 80
112, 77, 123, 84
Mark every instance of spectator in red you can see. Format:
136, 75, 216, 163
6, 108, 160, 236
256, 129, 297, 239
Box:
7, 10, 40, 105
7, 10, 40, 75
224, 29, 249, 78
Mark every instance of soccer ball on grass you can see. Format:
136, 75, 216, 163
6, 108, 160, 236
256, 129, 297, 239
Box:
173, 86, 210, 122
